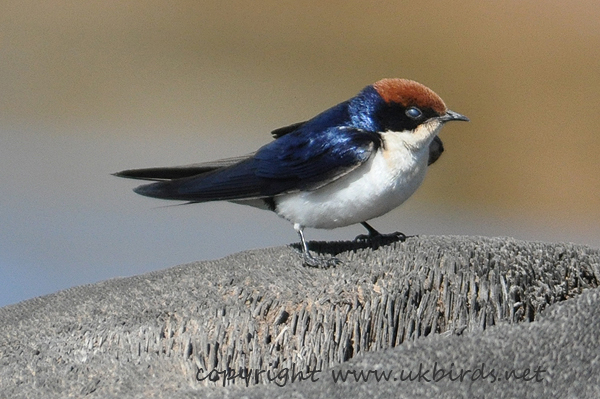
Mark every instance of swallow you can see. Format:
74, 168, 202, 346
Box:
114, 78, 468, 267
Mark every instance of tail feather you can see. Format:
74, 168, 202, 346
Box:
129, 158, 296, 203
113, 154, 254, 181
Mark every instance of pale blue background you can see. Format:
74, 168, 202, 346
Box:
1, 1, 599, 307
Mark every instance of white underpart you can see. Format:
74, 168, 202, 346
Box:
273, 119, 445, 229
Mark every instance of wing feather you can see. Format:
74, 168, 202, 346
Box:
130, 127, 381, 202
113, 154, 253, 181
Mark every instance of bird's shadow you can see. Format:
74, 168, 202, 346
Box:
290, 234, 414, 258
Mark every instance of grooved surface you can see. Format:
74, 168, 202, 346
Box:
1, 236, 599, 398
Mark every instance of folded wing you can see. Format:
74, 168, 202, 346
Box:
117, 127, 382, 202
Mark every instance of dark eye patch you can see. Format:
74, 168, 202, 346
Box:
375, 102, 439, 132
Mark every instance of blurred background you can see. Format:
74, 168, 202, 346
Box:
1, 1, 599, 307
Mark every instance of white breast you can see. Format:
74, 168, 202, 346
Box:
273, 129, 434, 229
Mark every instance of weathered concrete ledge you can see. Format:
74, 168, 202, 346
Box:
1, 235, 599, 398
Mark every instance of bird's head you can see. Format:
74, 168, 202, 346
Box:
349, 78, 469, 150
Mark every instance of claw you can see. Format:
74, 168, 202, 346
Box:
353, 233, 372, 243
385, 231, 407, 241
355, 222, 406, 246
295, 223, 341, 268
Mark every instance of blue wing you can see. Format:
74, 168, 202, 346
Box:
130, 126, 382, 202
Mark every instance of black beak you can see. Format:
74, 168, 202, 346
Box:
440, 110, 469, 123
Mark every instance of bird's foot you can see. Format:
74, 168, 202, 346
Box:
354, 231, 406, 245
301, 251, 341, 269
294, 224, 341, 268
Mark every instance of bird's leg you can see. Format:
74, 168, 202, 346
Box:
294, 224, 340, 268
354, 221, 406, 243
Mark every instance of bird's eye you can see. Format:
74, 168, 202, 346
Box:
405, 107, 423, 120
